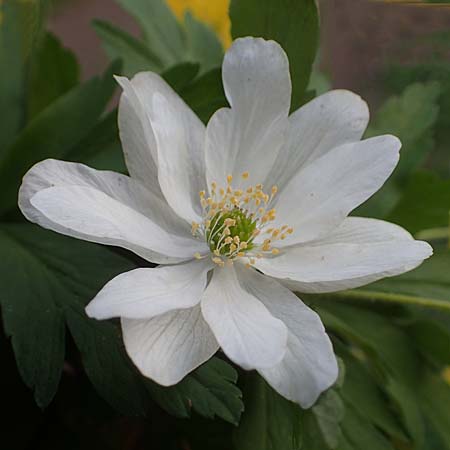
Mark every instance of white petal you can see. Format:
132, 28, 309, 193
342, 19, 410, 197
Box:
236, 269, 338, 408
255, 217, 433, 293
86, 259, 212, 320
205, 37, 291, 189
19, 159, 206, 264
265, 90, 369, 189
201, 265, 288, 370
271, 135, 401, 245
116, 76, 162, 197
122, 306, 219, 386
117, 73, 206, 224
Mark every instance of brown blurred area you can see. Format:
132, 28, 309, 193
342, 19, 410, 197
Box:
48, 0, 450, 102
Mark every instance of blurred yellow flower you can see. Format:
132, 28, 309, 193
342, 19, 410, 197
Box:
167, 0, 231, 48
444, 366, 450, 385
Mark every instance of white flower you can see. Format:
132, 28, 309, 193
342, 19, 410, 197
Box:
19, 37, 432, 408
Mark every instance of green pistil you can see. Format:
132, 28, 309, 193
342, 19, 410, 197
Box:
207, 208, 257, 255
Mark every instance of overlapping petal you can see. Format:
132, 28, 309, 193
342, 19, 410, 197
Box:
269, 135, 401, 245
255, 217, 433, 293
116, 73, 206, 224
205, 37, 291, 189
86, 259, 212, 320
19, 159, 206, 264
116, 75, 161, 197
201, 264, 288, 370
236, 268, 338, 408
265, 90, 369, 190
122, 306, 219, 386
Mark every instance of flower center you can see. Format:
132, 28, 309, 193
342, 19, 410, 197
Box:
192, 172, 293, 267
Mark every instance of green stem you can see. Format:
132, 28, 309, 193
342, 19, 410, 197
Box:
328, 289, 450, 312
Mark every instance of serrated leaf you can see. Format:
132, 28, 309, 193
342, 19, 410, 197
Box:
147, 357, 243, 425
0, 223, 148, 414
0, 62, 118, 216
28, 32, 79, 118
357, 82, 441, 218
93, 19, 163, 76
115, 0, 186, 67
316, 303, 425, 445
230, 0, 319, 110
233, 373, 302, 450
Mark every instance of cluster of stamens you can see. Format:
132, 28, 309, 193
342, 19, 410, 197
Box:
192, 172, 293, 267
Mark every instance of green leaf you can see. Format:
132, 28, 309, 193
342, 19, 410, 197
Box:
0, 62, 118, 216
388, 171, 450, 236
339, 403, 395, 450
184, 11, 223, 74
419, 372, 450, 449
28, 32, 79, 118
357, 82, 441, 218
233, 373, 302, 450
147, 357, 243, 425
115, 0, 186, 67
93, 19, 163, 76
340, 355, 406, 442
316, 303, 425, 445
66, 109, 126, 173
409, 320, 450, 368
0, 0, 46, 153
178, 68, 228, 124
311, 390, 345, 449
0, 223, 147, 414
162, 62, 200, 92
230, 0, 319, 110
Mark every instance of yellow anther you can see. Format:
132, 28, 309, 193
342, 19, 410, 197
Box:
211, 181, 217, 190
212, 257, 225, 267
256, 184, 263, 190
237, 252, 245, 257
224, 218, 236, 227
233, 236, 240, 244
224, 227, 231, 236
242, 171, 249, 179
240, 241, 248, 249
199, 190, 206, 198
227, 186, 232, 194
247, 187, 253, 193
249, 258, 256, 265
227, 174, 233, 184
234, 189, 243, 197
219, 188, 225, 196
224, 237, 233, 244
230, 244, 237, 252
194, 252, 202, 259
281, 225, 288, 231
271, 248, 280, 255
191, 222, 200, 234
271, 186, 278, 195
287, 228, 294, 234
